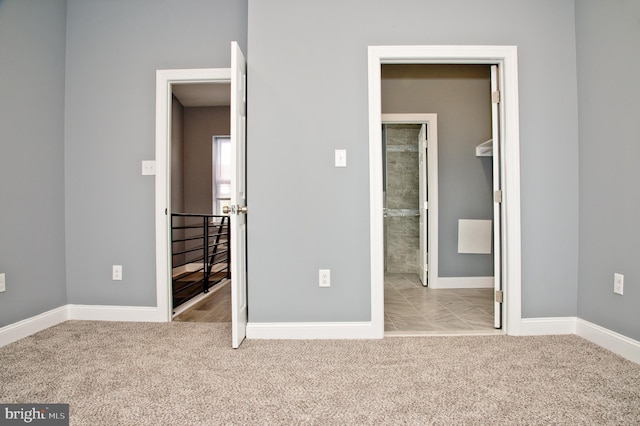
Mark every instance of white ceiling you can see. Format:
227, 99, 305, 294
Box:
172, 82, 231, 107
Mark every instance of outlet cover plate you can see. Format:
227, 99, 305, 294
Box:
112, 265, 123, 281
614, 273, 624, 295
142, 160, 156, 175
319, 269, 330, 287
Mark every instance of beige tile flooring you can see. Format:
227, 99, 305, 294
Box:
173, 273, 498, 333
385, 273, 500, 335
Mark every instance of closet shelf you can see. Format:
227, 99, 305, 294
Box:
476, 139, 493, 157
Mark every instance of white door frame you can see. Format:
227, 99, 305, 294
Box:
368, 45, 522, 337
154, 68, 232, 322
381, 114, 438, 288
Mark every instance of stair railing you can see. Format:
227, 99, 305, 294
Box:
170, 213, 230, 309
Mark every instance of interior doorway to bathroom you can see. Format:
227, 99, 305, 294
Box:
381, 65, 500, 335
381, 115, 437, 288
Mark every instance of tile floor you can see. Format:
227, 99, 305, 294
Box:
173, 273, 498, 333
385, 273, 499, 335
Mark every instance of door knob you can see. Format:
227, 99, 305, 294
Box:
222, 205, 247, 214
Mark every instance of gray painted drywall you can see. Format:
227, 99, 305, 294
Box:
576, 0, 640, 340
0, 0, 68, 326
183, 107, 231, 215
382, 64, 494, 278
64, 0, 247, 305
247, 0, 579, 322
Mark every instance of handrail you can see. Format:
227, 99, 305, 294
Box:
170, 213, 230, 309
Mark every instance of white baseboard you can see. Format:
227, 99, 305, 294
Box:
0, 306, 68, 347
3, 308, 638, 365
520, 317, 640, 364
431, 276, 493, 289
0, 304, 165, 347
519, 317, 577, 335
576, 318, 640, 365
246, 321, 377, 339
67, 304, 163, 322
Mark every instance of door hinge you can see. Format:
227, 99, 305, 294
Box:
494, 190, 503, 203
492, 90, 501, 104
495, 290, 504, 303
424, 201, 429, 210
165, 208, 168, 215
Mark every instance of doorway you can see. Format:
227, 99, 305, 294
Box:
154, 42, 249, 348
368, 45, 523, 337
169, 83, 232, 323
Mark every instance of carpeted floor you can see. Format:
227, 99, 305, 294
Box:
1, 321, 639, 425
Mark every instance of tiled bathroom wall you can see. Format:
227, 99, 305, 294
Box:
384, 124, 421, 273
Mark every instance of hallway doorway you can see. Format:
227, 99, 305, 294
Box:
368, 45, 523, 337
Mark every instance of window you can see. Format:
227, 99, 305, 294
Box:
213, 136, 231, 215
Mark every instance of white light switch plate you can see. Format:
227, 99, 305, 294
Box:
335, 150, 346, 167
0, 273, 5, 293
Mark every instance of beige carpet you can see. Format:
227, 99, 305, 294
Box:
1, 321, 639, 425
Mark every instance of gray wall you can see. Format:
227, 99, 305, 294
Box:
247, 0, 579, 322
0, 0, 68, 327
576, 0, 640, 340
64, 0, 247, 305
183, 106, 231, 215
382, 65, 493, 278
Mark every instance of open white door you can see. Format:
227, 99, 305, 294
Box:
230, 41, 248, 348
491, 65, 502, 329
418, 124, 428, 286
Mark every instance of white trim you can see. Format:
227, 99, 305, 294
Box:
576, 318, 640, 365
519, 317, 577, 335
386, 329, 505, 337
381, 113, 439, 288
246, 322, 377, 340
67, 304, 163, 322
155, 68, 232, 323
3, 309, 639, 365
368, 45, 522, 337
434, 277, 494, 289
0, 306, 68, 348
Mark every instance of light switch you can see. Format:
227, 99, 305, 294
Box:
335, 149, 347, 167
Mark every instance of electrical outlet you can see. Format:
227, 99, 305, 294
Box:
141, 160, 156, 175
614, 273, 624, 295
112, 265, 123, 281
0, 273, 5, 293
319, 269, 330, 287
334, 150, 347, 167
